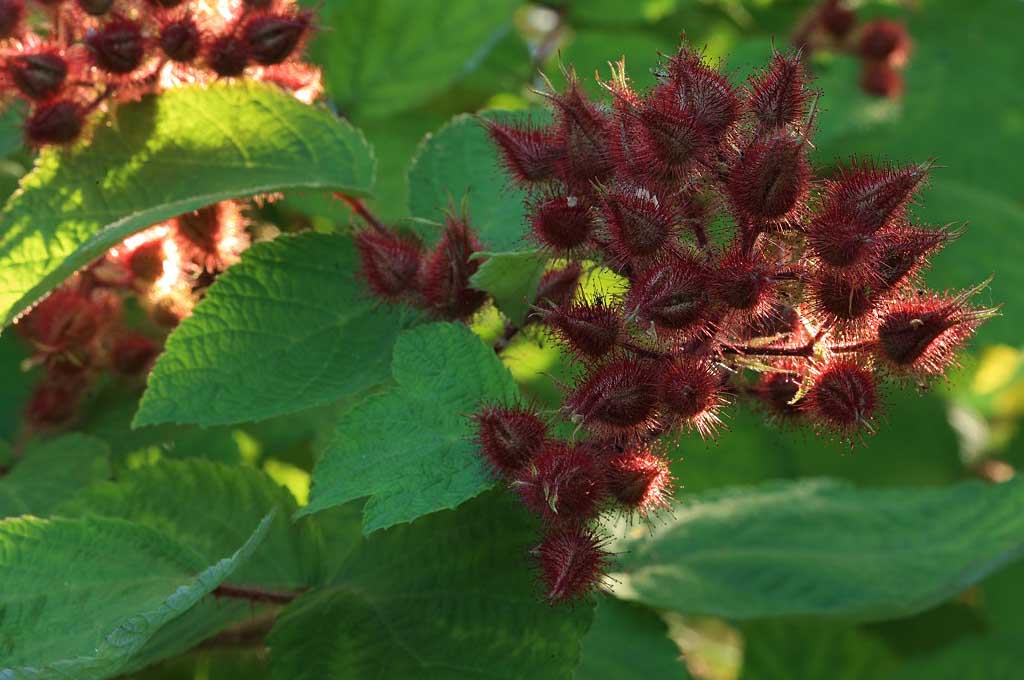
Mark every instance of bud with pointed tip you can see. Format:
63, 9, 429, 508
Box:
514, 442, 606, 523
746, 50, 809, 131
875, 224, 958, 291
25, 99, 84, 146
564, 358, 660, 436
243, 11, 311, 66
601, 186, 680, 264
606, 446, 673, 516
535, 525, 610, 603
529, 193, 596, 252
160, 18, 202, 63
354, 227, 423, 302
657, 358, 723, 436
419, 215, 487, 320
804, 359, 877, 436
544, 298, 622, 359
712, 248, 776, 314
8, 51, 67, 100
208, 34, 248, 77
472, 405, 547, 476
544, 72, 614, 188
807, 269, 875, 326
727, 130, 810, 224
819, 160, 930, 237
626, 254, 713, 337
660, 46, 740, 139
86, 19, 145, 74
483, 118, 563, 186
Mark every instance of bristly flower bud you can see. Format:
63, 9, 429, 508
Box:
26, 381, 82, 429
875, 287, 997, 377
819, 160, 929, 236
530, 263, 582, 321
544, 298, 622, 359
711, 248, 776, 314
243, 11, 311, 66
657, 358, 723, 436
25, 99, 84, 146
85, 19, 146, 74
17, 289, 100, 354
860, 60, 903, 98
544, 70, 615, 188
874, 224, 958, 291
354, 227, 423, 302
746, 50, 810, 131
472, 405, 548, 476
807, 269, 875, 326
160, 18, 202, 63
208, 33, 249, 77
660, 46, 740, 140
529, 193, 596, 252
803, 359, 877, 436
626, 254, 713, 337
0, 0, 24, 39
8, 51, 67, 100
727, 130, 810, 224
605, 447, 673, 517
754, 370, 803, 420
111, 333, 160, 376
419, 214, 487, 320
482, 118, 563, 186
564, 358, 660, 436
858, 19, 911, 67
514, 442, 606, 523
821, 0, 856, 39
535, 525, 610, 604
600, 186, 680, 264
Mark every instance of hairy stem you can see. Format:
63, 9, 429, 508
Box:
336, 193, 386, 231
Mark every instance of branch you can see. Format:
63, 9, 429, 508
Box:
335, 193, 385, 231
213, 584, 302, 605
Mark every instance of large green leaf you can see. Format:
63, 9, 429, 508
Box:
270, 492, 593, 680
882, 635, 1022, 680
577, 598, 687, 680
0, 513, 270, 678
0, 81, 375, 328
612, 478, 1024, 620
302, 322, 519, 533
135, 232, 411, 428
0, 434, 110, 518
311, 0, 521, 120
408, 111, 545, 251
469, 249, 547, 326
739, 620, 895, 680
59, 459, 316, 588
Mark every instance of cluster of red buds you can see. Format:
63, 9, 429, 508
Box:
15, 199, 251, 429
359, 43, 993, 603
0, 0, 319, 146
792, 0, 912, 98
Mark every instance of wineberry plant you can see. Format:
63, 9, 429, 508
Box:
0, 1, 1022, 678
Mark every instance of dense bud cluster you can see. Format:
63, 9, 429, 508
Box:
792, 0, 912, 98
15, 198, 254, 429
355, 43, 993, 603
0, 0, 319, 146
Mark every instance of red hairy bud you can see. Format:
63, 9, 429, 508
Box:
660, 46, 740, 139
545, 73, 614, 188
804, 360, 877, 435
86, 19, 145, 74
874, 225, 957, 291
26, 382, 82, 429
820, 160, 929, 236
17, 290, 100, 354
657, 358, 723, 436
111, 333, 160, 376
25, 99, 84, 146
754, 370, 803, 419
808, 270, 875, 325
727, 131, 810, 224
8, 51, 67, 100
419, 215, 487, 319
876, 289, 996, 377
77, 0, 112, 15
514, 442, 606, 523
605, 447, 673, 516
626, 97, 709, 180
531, 263, 583, 317
482, 118, 563, 186
564, 358, 659, 436
472, 405, 547, 476
601, 186, 679, 264
529, 193, 596, 252
160, 19, 202, 63
243, 12, 311, 66
746, 51, 809, 131
860, 61, 904, 98
821, 0, 856, 39
859, 19, 911, 66
354, 227, 422, 302
0, 0, 23, 38
544, 298, 622, 358
126, 239, 166, 283
712, 248, 776, 313
627, 255, 713, 337
208, 34, 248, 77
535, 525, 609, 603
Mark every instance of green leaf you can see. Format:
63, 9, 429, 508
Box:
544, 28, 675, 97
0, 81, 375, 328
0, 331, 37, 440
0, 434, 110, 518
135, 232, 411, 428
882, 635, 1023, 680
577, 598, 687, 680
739, 621, 895, 680
302, 322, 519, 533
612, 478, 1024, 620
470, 249, 547, 326
0, 513, 270, 679
408, 111, 547, 251
59, 459, 316, 588
312, 0, 521, 120
269, 492, 593, 680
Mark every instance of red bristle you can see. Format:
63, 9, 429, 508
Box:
242, 11, 311, 66
657, 358, 723, 436
875, 288, 996, 378
354, 227, 423, 302
513, 441, 606, 523
600, 186, 681, 265
482, 118, 563, 187
874, 224, 957, 291
727, 130, 810, 225
605, 446, 673, 516
85, 18, 146, 74
626, 254, 714, 338
746, 50, 810, 131
529, 192, 596, 252
820, 160, 930, 236
535, 524, 610, 604
545, 71, 615, 189
803, 359, 878, 436
564, 358, 660, 436
418, 214, 488, 320
472, 405, 547, 476
858, 19, 911, 67
544, 298, 622, 359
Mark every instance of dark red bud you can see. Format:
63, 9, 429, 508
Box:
529, 193, 596, 252
243, 12, 310, 66
804, 360, 877, 435
544, 298, 622, 358
8, 52, 67, 100
727, 131, 810, 223
627, 255, 712, 336
111, 333, 160, 376
354, 227, 422, 302
565, 358, 659, 435
483, 118, 563, 186
472, 405, 547, 476
657, 358, 722, 436
746, 50, 809, 130
419, 215, 487, 319
808, 270, 875, 324
514, 442, 606, 523
530, 263, 582, 320
25, 99, 84, 146
0, 0, 24, 39
535, 525, 609, 603
160, 18, 201, 63
661, 46, 740, 138
712, 249, 775, 312
605, 447, 673, 515
601, 187, 679, 263
821, 160, 929, 236
755, 370, 803, 418
858, 19, 911, 66
821, 0, 856, 39
86, 19, 145, 74
860, 60, 904, 98
208, 34, 248, 77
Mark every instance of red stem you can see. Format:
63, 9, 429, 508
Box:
212, 584, 301, 605
336, 193, 385, 231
